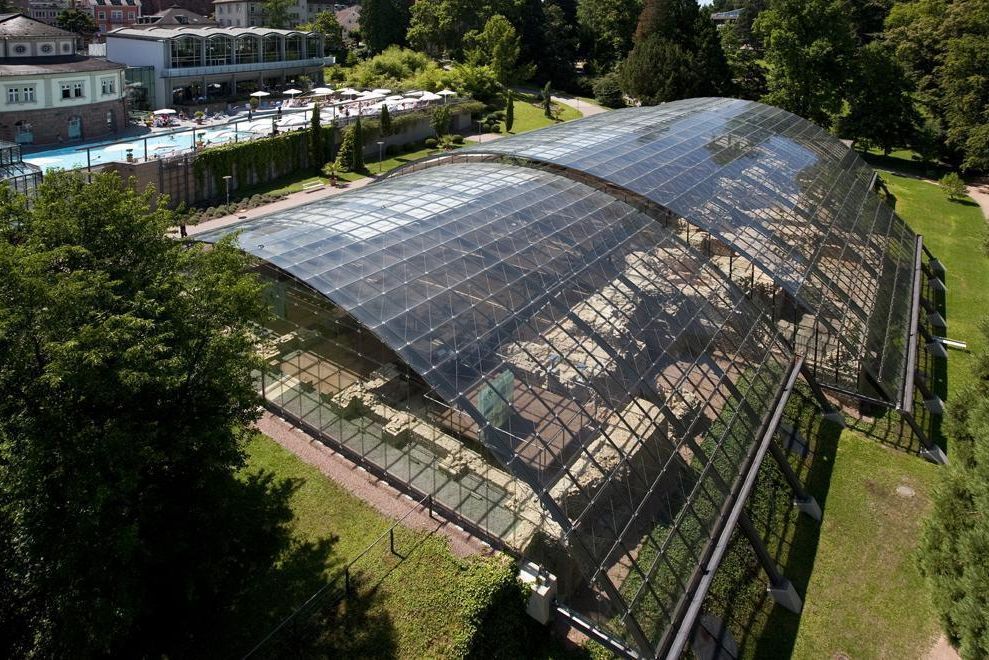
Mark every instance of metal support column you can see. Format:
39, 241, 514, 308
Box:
739, 512, 802, 613
902, 411, 947, 464
914, 372, 945, 416
799, 362, 845, 427
767, 440, 821, 521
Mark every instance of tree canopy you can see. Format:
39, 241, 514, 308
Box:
0, 172, 320, 657
464, 14, 531, 85
55, 7, 97, 37
300, 10, 345, 53
576, 0, 641, 71
621, 0, 731, 105
835, 41, 919, 153
754, 0, 857, 125
921, 319, 989, 658
262, 0, 292, 28
359, 0, 410, 54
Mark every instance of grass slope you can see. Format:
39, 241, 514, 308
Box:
878, 164, 988, 396
789, 433, 939, 659
502, 96, 582, 135
236, 433, 493, 658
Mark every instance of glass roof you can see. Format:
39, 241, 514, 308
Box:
448, 98, 917, 397
197, 162, 793, 654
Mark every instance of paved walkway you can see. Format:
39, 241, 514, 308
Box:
184, 175, 375, 237
551, 93, 608, 117
256, 412, 493, 558
966, 177, 989, 222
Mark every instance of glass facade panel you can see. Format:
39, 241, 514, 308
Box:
205, 36, 232, 66
262, 34, 280, 62
198, 162, 792, 657
235, 36, 258, 63
169, 36, 201, 68
444, 98, 916, 398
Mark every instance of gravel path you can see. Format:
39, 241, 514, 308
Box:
966, 177, 989, 222
255, 412, 494, 558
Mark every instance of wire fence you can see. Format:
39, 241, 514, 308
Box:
241, 492, 436, 659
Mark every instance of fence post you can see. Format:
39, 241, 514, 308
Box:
389, 528, 396, 556
344, 567, 351, 597
427, 495, 433, 519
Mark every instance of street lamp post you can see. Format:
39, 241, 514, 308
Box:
377, 140, 384, 173
223, 175, 232, 206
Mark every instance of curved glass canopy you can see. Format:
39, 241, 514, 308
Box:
198, 162, 794, 654
398, 98, 916, 397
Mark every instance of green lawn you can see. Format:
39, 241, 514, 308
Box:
234, 433, 504, 658
876, 161, 988, 399
789, 433, 939, 658
501, 96, 582, 135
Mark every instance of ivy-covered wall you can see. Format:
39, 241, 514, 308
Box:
190, 103, 480, 203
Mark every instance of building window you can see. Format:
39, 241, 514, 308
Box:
73, 82, 84, 98
14, 120, 33, 144
206, 36, 232, 66
111, 9, 122, 20
235, 35, 258, 63
40, 44, 53, 53
170, 36, 202, 67
13, 44, 26, 54
23, 87, 35, 102
98, 11, 105, 18
61, 83, 71, 99
101, 78, 115, 95
62, 42, 71, 52
285, 34, 302, 60
7, 88, 19, 103
262, 34, 279, 61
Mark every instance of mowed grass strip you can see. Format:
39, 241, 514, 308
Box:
876, 158, 988, 394
788, 432, 939, 659
237, 433, 485, 659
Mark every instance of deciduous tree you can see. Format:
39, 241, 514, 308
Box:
300, 10, 345, 53
621, 0, 731, 104
0, 172, 313, 657
835, 41, 918, 154
754, 0, 857, 125
464, 15, 531, 85
262, 0, 292, 28
56, 7, 97, 38
359, 0, 410, 54
576, 0, 641, 71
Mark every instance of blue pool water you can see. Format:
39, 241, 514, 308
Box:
22, 106, 321, 172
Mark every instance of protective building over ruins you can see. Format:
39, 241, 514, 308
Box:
197, 98, 941, 658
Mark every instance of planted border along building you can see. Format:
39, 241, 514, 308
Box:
197, 98, 945, 658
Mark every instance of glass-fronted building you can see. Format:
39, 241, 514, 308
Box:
197, 98, 933, 658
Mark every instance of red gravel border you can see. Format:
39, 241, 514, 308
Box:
255, 412, 494, 558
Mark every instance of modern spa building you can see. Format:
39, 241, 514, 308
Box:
105, 25, 328, 107
196, 98, 945, 658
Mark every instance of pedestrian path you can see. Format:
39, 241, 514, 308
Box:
183, 175, 375, 237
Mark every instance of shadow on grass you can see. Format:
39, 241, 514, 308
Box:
698, 389, 843, 658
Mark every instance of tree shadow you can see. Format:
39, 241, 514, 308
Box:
194, 468, 397, 659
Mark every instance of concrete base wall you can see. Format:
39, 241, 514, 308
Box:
0, 98, 127, 147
